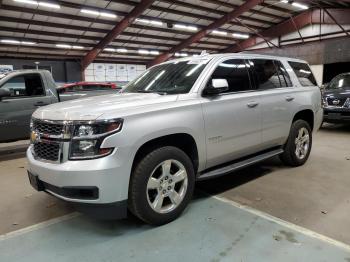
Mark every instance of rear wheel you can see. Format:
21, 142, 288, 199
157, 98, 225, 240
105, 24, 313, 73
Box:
280, 120, 312, 166
128, 146, 195, 225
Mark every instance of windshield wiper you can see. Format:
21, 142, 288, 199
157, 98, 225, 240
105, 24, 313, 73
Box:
136, 90, 168, 95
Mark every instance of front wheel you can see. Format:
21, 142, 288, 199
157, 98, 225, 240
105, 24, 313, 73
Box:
128, 146, 195, 225
280, 120, 312, 167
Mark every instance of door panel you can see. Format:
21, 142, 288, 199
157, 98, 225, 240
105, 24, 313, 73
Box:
259, 88, 295, 148
248, 59, 296, 148
0, 97, 50, 141
202, 93, 262, 168
200, 58, 262, 169
0, 73, 51, 142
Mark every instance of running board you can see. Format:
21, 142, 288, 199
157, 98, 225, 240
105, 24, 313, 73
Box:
197, 148, 284, 181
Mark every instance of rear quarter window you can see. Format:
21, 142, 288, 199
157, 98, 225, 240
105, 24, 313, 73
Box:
288, 61, 317, 87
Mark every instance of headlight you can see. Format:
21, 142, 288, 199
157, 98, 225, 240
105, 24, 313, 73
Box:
322, 97, 328, 108
69, 119, 123, 160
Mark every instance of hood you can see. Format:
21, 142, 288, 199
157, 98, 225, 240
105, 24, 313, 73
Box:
323, 87, 350, 98
33, 92, 178, 121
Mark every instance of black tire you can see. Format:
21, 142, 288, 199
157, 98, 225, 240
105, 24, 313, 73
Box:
128, 146, 195, 225
280, 120, 312, 167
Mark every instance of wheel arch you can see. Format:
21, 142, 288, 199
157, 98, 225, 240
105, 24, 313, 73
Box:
132, 133, 200, 175
292, 109, 314, 131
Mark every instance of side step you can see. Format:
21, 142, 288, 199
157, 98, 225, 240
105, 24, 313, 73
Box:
197, 148, 284, 181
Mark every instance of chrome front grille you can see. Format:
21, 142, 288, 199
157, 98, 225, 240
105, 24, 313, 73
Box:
326, 97, 347, 107
31, 119, 69, 163
32, 119, 64, 136
33, 142, 60, 162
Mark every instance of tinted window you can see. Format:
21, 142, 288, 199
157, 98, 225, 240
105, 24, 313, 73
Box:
0, 74, 44, 97
207, 59, 251, 93
288, 61, 317, 86
249, 59, 282, 90
274, 61, 292, 87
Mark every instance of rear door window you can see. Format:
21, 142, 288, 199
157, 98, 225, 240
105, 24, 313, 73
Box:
249, 59, 284, 90
288, 61, 317, 86
274, 60, 292, 87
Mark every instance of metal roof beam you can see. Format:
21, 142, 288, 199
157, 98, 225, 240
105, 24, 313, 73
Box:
0, 26, 222, 52
2, 2, 252, 37
224, 8, 350, 53
81, 0, 156, 69
149, 0, 264, 66
198, 0, 285, 20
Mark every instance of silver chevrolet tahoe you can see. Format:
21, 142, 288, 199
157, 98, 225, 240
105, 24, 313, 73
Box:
27, 54, 323, 225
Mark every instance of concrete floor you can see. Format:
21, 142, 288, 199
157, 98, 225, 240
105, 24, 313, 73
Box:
1, 196, 350, 262
0, 124, 349, 260
198, 123, 350, 244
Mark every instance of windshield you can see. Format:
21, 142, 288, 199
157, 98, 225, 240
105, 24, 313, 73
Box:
123, 60, 208, 94
328, 74, 350, 90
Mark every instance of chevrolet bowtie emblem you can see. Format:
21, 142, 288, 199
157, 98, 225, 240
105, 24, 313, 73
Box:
30, 131, 38, 143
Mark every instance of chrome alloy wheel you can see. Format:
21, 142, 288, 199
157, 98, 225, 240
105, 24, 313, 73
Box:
146, 159, 188, 214
294, 127, 310, 160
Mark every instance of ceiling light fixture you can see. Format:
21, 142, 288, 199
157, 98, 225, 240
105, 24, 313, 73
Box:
116, 48, 128, 53
135, 18, 163, 26
174, 24, 197, 31
14, 0, 61, 8
174, 52, 188, 57
150, 50, 160, 55
80, 9, 117, 18
80, 9, 100, 16
72, 45, 84, 49
138, 49, 150, 55
56, 44, 71, 48
1, 39, 21, 44
104, 48, 115, 52
13, 0, 38, 5
0, 39, 36, 45
38, 2, 60, 9
212, 30, 227, 36
232, 33, 249, 39
280, 0, 289, 3
21, 41, 36, 45
100, 12, 117, 18
292, 2, 308, 9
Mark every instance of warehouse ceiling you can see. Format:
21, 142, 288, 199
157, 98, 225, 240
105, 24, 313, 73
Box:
0, 0, 349, 66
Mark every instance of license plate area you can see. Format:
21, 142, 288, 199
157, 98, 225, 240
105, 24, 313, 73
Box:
328, 113, 341, 119
27, 171, 44, 191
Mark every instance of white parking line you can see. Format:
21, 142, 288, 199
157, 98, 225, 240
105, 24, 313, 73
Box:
0, 212, 79, 241
1, 195, 350, 254
212, 194, 350, 252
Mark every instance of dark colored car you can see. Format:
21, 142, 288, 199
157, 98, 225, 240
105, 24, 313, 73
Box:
322, 73, 350, 123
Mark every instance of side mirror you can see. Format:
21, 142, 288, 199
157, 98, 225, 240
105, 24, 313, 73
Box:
0, 88, 11, 100
203, 79, 229, 96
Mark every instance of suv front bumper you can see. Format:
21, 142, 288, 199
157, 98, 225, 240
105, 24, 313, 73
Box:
323, 108, 350, 123
27, 146, 133, 218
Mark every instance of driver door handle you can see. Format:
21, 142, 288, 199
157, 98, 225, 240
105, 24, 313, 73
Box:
285, 96, 295, 102
34, 101, 49, 107
247, 101, 259, 108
